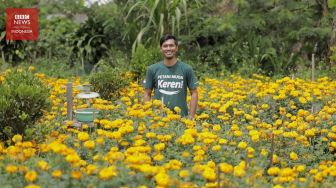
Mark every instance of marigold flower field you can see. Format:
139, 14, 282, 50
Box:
1, 68, 336, 188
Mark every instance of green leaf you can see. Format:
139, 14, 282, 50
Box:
328, 0, 336, 8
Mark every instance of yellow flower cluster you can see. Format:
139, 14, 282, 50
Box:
2, 71, 336, 187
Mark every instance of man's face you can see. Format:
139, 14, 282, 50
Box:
160, 39, 178, 59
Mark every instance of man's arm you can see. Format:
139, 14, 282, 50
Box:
144, 88, 153, 103
189, 88, 198, 120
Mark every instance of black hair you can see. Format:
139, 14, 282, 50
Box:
160, 34, 178, 47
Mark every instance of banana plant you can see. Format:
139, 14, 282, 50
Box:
124, 0, 201, 53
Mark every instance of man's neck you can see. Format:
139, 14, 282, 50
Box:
163, 58, 177, 67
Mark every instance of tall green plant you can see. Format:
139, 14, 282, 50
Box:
124, 0, 201, 52
0, 70, 50, 141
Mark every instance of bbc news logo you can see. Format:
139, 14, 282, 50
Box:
6, 8, 38, 40
14, 14, 31, 24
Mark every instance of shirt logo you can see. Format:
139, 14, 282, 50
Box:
159, 89, 181, 95
157, 74, 183, 95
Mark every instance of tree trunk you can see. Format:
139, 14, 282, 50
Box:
1, 49, 5, 65
0, 49, 7, 70
328, 11, 336, 67
322, 0, 329, 16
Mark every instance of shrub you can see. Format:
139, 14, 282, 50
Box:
130, 44, 162, 80
0, 70, 50, 141
89, 67, 131, 101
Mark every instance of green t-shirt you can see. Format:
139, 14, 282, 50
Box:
143, 61, 198, 116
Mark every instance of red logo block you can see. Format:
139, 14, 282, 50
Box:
6, 8, 39, 40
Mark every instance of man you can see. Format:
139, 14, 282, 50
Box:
143, 34, 198, 119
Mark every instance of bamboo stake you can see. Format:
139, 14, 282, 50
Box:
217, 163, 221, 188
66, 82, 73, 120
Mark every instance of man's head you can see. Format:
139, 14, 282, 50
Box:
160, 34, 178, 59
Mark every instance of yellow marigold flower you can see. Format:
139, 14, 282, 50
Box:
154, 143, 165, 151
155, 172, 170, 186
261, 104, 269, 109
50, 168, 62, 178
330, 142, 336, 148
84, 140, 95, 150
279, 168, 294, 177
298, 177, 306, 182
233, 130, 243, 137
237, 141, 247, 149
5, 165, 18, 173
22, 141, 33, 148
290, 152, 298, 161
233, 166, 245, 177
71, 171, 82, 179
154, 153, 164, 161
12, 134, 23, 143
251, 134, 259, 142
65, 154, 81, 164
211, 145, 221, 151
25, 184, 40, 188
179, 170, 189, 178
309, 168, 318, 174
99, 166, 117, 180
267, 167, 280, 176
219, 139, 228, 145
219, 163, 233, 174
96, 137, 105, 145
25, 170, 37, 182
294, 165, 305, 172
0, 143, 3, 153
212, 124, 221, 132
18, 165, 28, 173
182, 151, 190, 158
86, 164, 97, 175
152, 99, 162, 107
273, 185, 283, 188
37, 160, 49, 171
261, 149, 268, 156
146, 132, 156, 139
168, 160, 182, 170
202, 168, 216, 181
272, 154, 279, 164
77, 132, 89, 142
298, 97, 307, 104
174, 106, 181, 114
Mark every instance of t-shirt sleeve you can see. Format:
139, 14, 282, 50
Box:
187, 67, 198, 89
143, 67, 154, 89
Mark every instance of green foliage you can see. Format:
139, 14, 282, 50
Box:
69, 2, 127, 73
24, 58, 80, 78
1, 0, 336, 77
131, 44, 162, 80
124, 0, 201, 52
89, 67, 131, 101
0, 70, 50, 141
0, 0, 81, 65
38, 17, 79, 58
328, 0, 336, 8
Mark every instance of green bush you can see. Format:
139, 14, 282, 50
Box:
89, 67, 131, 101
130, 44, 162, 80
0, 70, 50, 141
